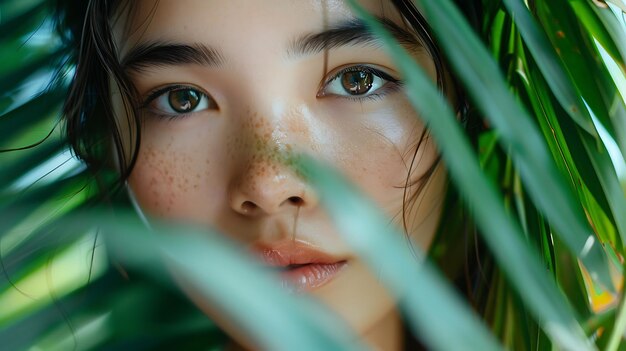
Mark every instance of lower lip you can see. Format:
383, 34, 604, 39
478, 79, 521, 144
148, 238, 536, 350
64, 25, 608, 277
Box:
280, 261, 347, 292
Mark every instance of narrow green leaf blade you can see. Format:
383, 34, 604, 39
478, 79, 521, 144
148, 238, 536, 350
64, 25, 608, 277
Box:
296, 155, 504, 351
102, 214, 366, 351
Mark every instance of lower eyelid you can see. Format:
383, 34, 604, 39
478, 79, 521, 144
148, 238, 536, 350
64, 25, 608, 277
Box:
143, 107, 208, 121
353, 83, 403, 100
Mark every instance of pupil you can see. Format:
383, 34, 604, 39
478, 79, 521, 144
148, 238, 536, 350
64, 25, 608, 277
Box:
341, 71, 373, 95
169, 89, 200, 113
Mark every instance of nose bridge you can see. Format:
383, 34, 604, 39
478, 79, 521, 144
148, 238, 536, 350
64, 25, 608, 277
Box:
233, 107, 295, 175
228, 105, 315, 216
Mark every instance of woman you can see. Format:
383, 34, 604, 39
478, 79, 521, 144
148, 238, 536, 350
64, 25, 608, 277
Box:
58, 1, 465, 349
4, 0, 623, 349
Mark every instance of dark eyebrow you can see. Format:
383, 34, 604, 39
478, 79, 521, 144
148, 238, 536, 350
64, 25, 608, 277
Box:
288, 17, 422, 57
121, 42, 225, 72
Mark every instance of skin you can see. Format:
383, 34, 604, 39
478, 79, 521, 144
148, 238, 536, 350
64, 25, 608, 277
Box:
111, 1, 447, 349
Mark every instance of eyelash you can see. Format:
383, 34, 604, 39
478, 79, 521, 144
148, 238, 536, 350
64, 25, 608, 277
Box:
139, 65, 403, 119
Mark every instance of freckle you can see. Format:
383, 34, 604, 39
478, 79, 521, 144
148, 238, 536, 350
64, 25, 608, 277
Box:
194, 185, 198, 189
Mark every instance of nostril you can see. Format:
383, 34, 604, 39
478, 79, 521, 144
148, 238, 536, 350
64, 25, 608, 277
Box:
241, 201, 257, 213
287, 196, 304, 206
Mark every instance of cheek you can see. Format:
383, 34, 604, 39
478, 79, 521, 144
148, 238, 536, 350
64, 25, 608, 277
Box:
325, 101, 445, 249
128, 124, 219, 219
129, 145, 191, 216
331, 103, 433, 207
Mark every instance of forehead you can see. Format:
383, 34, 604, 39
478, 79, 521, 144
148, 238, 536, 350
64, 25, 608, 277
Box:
113, 0, 405, 57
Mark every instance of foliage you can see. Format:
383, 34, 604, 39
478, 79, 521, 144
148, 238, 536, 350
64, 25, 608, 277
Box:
1, 0, 625, 350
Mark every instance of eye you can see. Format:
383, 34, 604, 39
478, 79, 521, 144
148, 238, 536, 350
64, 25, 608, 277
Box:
143, 85, 217, 118
318, 65, 400, 99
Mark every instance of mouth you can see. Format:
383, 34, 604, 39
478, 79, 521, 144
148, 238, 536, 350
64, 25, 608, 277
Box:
251, 241, 348, 292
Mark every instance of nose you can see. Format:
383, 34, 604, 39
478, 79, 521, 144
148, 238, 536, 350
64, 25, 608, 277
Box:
228, 141, 318, 217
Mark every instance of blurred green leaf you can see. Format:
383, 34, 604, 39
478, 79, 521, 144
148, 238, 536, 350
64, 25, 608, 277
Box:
0, 139, 64, 186
296, 155, 504, 351
101, 213, 367, 351
0, 87, 65, 147
0, 1, 47, 43
0, 49, 65, 98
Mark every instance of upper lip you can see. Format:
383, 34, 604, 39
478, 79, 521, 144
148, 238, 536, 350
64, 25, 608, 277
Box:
250, 240, 344, 267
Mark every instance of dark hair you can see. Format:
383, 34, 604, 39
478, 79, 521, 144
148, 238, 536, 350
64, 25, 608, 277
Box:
55, 0, 139, 195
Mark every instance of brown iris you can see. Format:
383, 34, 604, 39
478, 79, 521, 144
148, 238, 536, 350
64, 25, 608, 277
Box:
168, 89, 201, 113
341, 71, 374, 95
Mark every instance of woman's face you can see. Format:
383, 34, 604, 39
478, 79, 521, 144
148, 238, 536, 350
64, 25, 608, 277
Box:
112, 0, 446, 348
